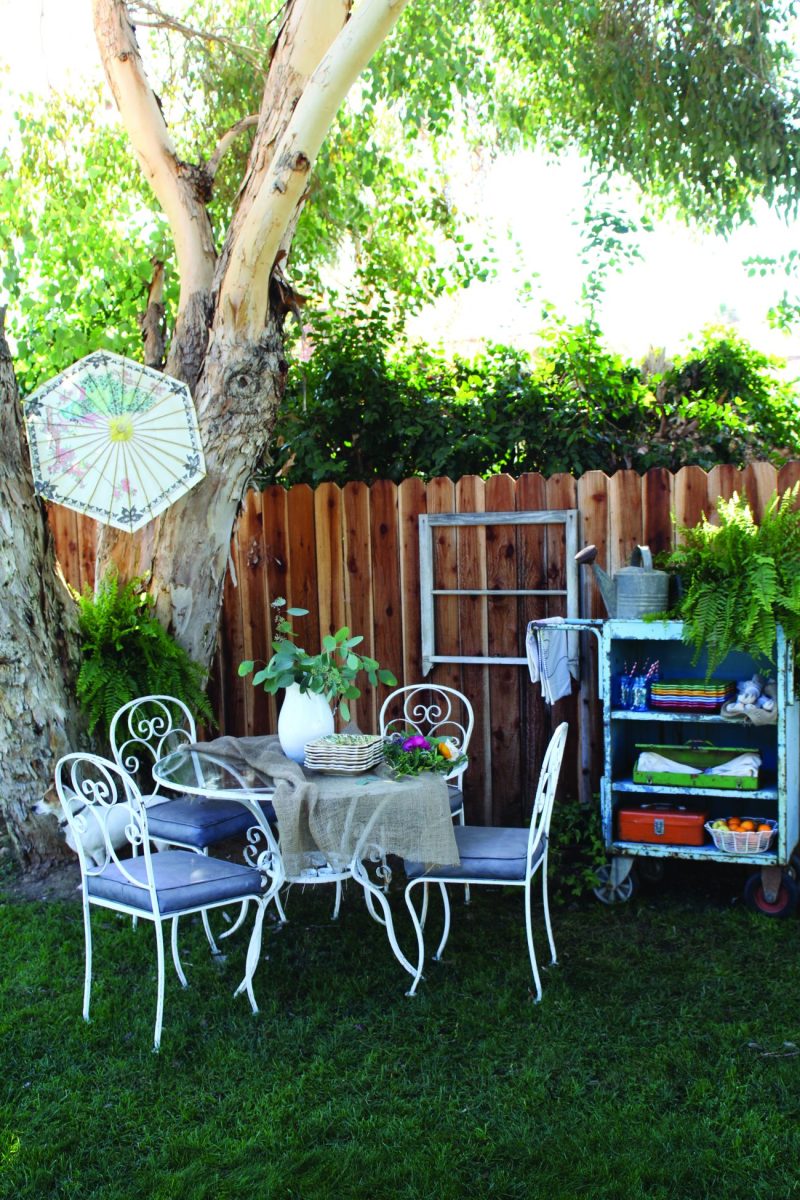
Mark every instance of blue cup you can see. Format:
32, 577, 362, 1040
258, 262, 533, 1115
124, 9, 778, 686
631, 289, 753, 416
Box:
630, 675, 649, 711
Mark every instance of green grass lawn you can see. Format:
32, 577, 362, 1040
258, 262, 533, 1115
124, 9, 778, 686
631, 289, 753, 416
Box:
2, 861, 800, 1200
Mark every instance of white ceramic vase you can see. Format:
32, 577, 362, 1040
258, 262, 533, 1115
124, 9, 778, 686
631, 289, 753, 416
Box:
277, 682, 335, 763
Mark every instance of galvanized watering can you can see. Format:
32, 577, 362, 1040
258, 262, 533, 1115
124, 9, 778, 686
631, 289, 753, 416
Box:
574, 544, 670, 619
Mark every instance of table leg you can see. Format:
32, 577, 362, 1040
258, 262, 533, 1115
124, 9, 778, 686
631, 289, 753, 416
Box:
349, 854, 418, 981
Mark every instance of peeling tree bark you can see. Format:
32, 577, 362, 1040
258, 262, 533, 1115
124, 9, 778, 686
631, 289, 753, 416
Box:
0, 310, 85, 867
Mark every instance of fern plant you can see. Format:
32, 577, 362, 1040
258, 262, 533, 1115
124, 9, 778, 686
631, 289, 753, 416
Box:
74, 570, 213, 736
664, 485, 800, 674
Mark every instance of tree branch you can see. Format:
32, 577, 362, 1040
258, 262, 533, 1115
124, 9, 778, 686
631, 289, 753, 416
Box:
128, 0, 275, 73
206, 114, 260, 180
92, 0, 216, 313
218, 0, 413, 334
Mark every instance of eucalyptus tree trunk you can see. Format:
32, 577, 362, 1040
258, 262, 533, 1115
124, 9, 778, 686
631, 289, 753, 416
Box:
91, 0, 412, 665
0, 310, 84, 867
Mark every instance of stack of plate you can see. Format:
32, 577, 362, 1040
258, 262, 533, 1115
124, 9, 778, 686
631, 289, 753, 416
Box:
650, 679, 735, 712
304, 733, 385, 774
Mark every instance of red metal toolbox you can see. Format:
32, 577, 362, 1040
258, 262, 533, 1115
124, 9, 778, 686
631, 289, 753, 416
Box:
617, 803, 709, 845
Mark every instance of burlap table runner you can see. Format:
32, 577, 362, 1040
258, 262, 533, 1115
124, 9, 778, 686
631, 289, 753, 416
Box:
188, 734, 459, 876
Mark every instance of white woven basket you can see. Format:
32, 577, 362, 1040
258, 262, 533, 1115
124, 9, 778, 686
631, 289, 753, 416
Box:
704, 819, 777, 855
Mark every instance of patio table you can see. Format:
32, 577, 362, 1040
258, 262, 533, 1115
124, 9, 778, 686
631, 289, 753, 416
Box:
152, 735, 459, 983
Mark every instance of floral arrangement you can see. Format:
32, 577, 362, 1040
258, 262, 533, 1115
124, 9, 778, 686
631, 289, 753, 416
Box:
382, 732, 466, 778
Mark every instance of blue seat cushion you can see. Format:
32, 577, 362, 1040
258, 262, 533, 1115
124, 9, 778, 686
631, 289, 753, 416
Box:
87, 850, 263, 914
447, 784, 464, 816
146, 795, 255, 849
405, 824, 544, 883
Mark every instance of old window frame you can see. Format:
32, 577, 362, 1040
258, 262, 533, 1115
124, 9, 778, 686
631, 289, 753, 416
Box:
419, 509, 580, 675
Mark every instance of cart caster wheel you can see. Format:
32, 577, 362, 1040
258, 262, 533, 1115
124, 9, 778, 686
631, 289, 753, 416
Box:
593, 862, 638, 905
743, 871, 799, 918
637, 858, 666, 885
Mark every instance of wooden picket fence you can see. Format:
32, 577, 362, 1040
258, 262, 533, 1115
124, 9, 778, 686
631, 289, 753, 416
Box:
49, 461, 800, 826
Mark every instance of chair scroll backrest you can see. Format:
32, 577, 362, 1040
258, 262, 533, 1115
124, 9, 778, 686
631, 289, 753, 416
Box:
109, 695, 197, 798
379, 685, 475, 783
54, 753, 156, 891
527, 722, 569, 877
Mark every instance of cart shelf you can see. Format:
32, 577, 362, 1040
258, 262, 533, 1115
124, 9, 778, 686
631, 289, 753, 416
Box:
611, 779, 779, 801
609, 839, 781, 866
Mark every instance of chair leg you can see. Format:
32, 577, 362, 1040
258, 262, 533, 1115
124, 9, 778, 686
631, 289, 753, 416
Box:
153, 919, 167, 1052
403, 881, 427, 996
82, 896, 93, 1023
457, 808, 471, 906
524, 880, 543, 1003
234, 898, 268, 1014
419, 880, 430, 928
541, 862, 557, 966
197, 849, 222, 955
433, 882, 451, 961
170, 916, 188, 988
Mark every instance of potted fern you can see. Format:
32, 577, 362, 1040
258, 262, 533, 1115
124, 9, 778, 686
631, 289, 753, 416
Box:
663, 485, 800, 674
238, 599, 397, 761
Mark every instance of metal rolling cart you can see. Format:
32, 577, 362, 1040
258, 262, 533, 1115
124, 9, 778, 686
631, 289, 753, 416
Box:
583, 618, 800, 914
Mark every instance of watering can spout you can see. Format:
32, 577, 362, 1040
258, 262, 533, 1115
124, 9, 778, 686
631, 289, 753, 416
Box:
574, 544, 669, 620
574, 544, 617, 615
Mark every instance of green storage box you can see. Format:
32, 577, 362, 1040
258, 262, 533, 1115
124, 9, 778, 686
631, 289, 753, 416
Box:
633, 743, 760, 790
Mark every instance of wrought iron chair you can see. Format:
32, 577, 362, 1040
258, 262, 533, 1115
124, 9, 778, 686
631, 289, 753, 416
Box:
109, 694, 286, 942
403, 721, 568, 1000
379, 684, 475, 824
54, 752, 282, 1051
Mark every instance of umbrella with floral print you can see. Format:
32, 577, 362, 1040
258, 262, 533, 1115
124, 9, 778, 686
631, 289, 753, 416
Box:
23, 350, 206, 533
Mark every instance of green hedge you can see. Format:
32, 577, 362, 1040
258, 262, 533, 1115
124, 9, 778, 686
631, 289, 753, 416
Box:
263, 309, 800, 486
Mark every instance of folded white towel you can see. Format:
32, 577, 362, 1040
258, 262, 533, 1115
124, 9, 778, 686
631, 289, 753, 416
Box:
526, 618, 572, 705
635, 750, 761, 778
636, 751, 701, 775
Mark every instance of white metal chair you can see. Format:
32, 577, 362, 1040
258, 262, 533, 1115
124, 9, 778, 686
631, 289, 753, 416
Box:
109, 695, 284, 943
379, 684, 475, 824
54, 752, 282, 1051
403, 721, 568, 1000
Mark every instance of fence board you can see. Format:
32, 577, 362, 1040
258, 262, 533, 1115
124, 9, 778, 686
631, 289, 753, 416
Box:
778, 462, 800, 501
426, 476, 460, 693
707, 464, 740, 512
343, 482, 375, 732
398, 477, 426, 690
456, 475, 489, 823
370, 479, 403, 719
234, 492, 270, 736
485, 475, 522, 826
545, 473, 581, 802
285, 484, 319, 657
515, 473, 550, 812
576, 470, 609, 797
742, 462, 778, 520
672, 465, 710, 535
608, 470, 643, 572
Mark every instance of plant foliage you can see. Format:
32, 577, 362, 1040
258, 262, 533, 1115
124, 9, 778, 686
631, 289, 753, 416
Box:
75, 571, 213, 736
265, 310, 800, 485
664, 486, 800, 673
238, 600, 397, 723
